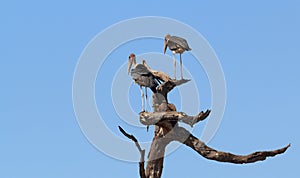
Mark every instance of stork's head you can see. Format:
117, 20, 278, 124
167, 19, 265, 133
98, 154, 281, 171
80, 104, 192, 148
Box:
164, 34, 171, 54
127, 53, 136, 74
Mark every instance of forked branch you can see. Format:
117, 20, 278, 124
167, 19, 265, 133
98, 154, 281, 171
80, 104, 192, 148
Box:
118, 126, 146, 178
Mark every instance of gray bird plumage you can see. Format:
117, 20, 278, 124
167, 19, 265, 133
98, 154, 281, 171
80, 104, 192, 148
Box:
131, 64, 158, 93
164, 34, 191, 80
166, 35, 191, 52
128, 53, 159, 112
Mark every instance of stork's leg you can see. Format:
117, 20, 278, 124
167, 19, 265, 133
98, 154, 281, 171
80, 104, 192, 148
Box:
140, 86, 145, 112
145, 88, 149, 131
180, 53, 183, 80
145, 87, 148, 112
173, 53, 176, 80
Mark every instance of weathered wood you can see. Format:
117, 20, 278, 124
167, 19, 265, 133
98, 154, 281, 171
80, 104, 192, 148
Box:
144, 62, 182, 178
142, 60, 172, 82
145, 101, 170, 178
169, 126, 290, 164
120, 59, 290, 178
142, 59, 190, 86
118, 126, 146, 178
140, 110, 211, 127
145, 126, 174, 178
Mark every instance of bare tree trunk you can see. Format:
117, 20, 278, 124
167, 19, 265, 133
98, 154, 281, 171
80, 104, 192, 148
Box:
119, 60, 290, 178
145, 126, 170, 178
144, 84, 175, 178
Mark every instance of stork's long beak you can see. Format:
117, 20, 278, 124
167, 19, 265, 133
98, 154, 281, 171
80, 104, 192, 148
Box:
128, 57, 132, 75
163, 41, 167, 54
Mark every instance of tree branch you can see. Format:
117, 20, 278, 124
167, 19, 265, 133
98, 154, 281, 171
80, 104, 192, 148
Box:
125, 58, 290, 178
139, 110, 211, 127
142, 60, 172, 82
170, 126, 290, 164
118, 126, 146, 178
142, 60, 190, 93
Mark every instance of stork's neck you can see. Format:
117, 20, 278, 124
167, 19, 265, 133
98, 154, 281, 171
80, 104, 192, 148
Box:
132, 58, 137, 66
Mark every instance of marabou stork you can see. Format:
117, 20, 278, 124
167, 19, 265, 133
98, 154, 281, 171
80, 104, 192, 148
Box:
127, 53, 159, 112
164, 34, 191, 80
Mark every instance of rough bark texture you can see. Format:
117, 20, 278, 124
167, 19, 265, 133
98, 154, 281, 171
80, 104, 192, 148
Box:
119, 60, 290, 178
144, 61, 189, 178
140, 110, 211, 127
169, 126, 290, 164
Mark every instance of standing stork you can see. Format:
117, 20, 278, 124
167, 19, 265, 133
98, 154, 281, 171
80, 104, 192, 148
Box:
127, 53, 159, 112
164, 34, 191, 80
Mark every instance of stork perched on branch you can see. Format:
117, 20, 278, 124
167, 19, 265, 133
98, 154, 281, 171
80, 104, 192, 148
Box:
128, 53, 159, 112
164, 34, 191, 80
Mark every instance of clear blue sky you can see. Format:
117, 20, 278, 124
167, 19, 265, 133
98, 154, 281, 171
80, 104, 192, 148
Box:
1, 0, 299, 177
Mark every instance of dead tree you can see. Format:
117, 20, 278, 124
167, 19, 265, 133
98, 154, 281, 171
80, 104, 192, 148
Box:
119, 60, 290, 178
